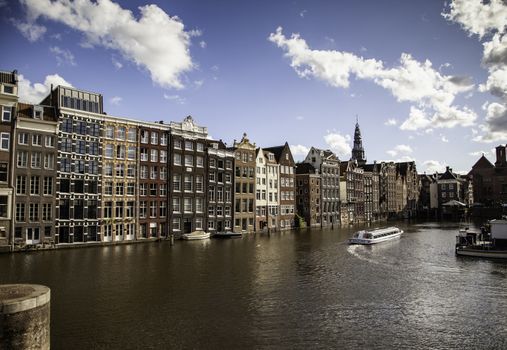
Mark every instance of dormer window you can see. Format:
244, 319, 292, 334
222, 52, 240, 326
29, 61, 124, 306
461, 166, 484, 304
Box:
33, 106, 43, 119
3, 85, 14, 95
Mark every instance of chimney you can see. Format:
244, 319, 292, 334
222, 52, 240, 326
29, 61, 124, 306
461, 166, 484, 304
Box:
495, 145, 507, 168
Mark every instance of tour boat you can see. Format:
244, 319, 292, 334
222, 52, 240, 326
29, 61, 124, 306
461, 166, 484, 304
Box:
348, 227, 403, 245
212, 231, 243, 239
181, 231, 211, 240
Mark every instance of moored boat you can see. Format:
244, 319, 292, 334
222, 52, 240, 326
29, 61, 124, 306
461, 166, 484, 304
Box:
348, 226, 403, 245
212, 231, 243, 239
456, 218, 507, 258
181, 231, 211, 240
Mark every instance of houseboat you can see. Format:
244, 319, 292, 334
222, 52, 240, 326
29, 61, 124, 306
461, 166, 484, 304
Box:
348, 227, 403, 245
456, 219, 507, 258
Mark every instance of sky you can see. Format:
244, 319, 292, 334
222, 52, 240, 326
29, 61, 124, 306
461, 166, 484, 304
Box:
1, 0, 506, 174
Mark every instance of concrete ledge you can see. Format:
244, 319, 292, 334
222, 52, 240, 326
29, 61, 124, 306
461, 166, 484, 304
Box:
0, 284, 51, 314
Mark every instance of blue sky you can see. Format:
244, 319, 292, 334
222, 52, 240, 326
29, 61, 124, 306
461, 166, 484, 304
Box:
1, 0, 506, 173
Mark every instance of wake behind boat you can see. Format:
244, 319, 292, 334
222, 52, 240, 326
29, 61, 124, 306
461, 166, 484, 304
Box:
182, 231, 211, 240
348, 227, 403, 245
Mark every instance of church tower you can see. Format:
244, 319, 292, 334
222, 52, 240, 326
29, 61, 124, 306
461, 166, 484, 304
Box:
351, 117, 366, 166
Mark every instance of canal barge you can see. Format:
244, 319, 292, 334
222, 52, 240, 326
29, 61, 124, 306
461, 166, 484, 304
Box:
456, 219, 507, 258
348, 227, 403, 245
212, 232, 243, 239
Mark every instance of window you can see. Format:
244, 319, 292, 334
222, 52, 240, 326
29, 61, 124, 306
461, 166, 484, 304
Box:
196, 175, 203, 192
209, 172, 216, 182
117, 126, 126, 140
105, 144, 114, 158
3, 85, 14, 94
126, 202, 135, 217
209, 159, 216, 168
160, 150, 167, 163
103, 202, 112, 218
127, 128, 137, 142
174, 139, 182, 149
195, 217, 203, 230
172, 218, 180, 231
127, 183, 135, 196
184, 197, 192, 212
150, 149, 158, 162
74, 160, 85, 174
225, 174, 232, 183
196, 143, 204, 152
0, 133, 10, 151
139, 201, 147, 218
29, 203, 39, 221
173, 174, 181, 191
61, 118, 73, 133
104, 163, 113, 176
127, 164, 136, 178
173, 197, 181, 212
151, 132, 158, 145
30, 152, 41, 168
150, 201, 157, 217
42, 204, 52, 221
159, 202, 167, 217
116, 183, 124, 196
16, 176, 26, 194
150, 183, 157, 196
44, 154, 55, 169
76, 121, 86, 135
116, 201, 124, 218
184, 155, 193, 167
160, 184, 167, 196
43, 177, 53, 195
196, 198, 203, 213
209, 186, 215, 202
116, 164, 125, 177
184, 175, 193, 192
127, 146, 136, 160
32, 134, 42, 146
150, 166, 158, 179
160, 167, 167, 180
16, 203, 25, 222
30, 176, 40, 195
174, 153, 181, 165
105, 125, 114, 139
2, 106, 12, 122
140, 130, 149, 143
160, 133, 168, 145
17, 151, 28, 167
104, 181, 113, 195
139, 183, 147, 196
196, 156, 203, 167
18, 133, 28, 145
116, 145, 125, 159
185, 140, 193, 150
61, 139, 72, 152
140, 148, 148, 161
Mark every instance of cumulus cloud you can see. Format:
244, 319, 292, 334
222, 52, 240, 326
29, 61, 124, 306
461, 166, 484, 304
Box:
18, 74, 73, 104
111, 56, 123, 70
109, 96, 122, 105
19, 0, 194, 89
269, 27, 476, 131
440, 134, 449, 143
386, 144, 413, 157
323, 132, 351, 159
444, 0, 507, 143
199, 41, 207, 48
290, 144, 309, 158
12, 18, 46, 42
423, 160, 447, 173
50, 46, 76, 66
384, 118, 397, 126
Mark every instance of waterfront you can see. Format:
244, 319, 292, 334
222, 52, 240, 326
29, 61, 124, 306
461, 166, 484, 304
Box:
1, 222, 507, 349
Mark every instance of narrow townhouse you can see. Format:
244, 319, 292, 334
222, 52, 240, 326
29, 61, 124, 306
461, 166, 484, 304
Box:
138, 122, 170, 239
254, 148, 268, 231
265, 149, 280, 232
169, 116, 208, 237
264, 143, 295, 230
362, 163, 380, 222
206, 140, 234, 233
13, 103, 58, 246
295, 163, 321, 227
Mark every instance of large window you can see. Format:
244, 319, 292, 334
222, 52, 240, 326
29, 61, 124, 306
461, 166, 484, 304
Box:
0, 133, 10, 151
0, 162, 7, 182
184, 175, 193, 192
0, 196, 7, 218
16, 175, 26, 194
30, 176, 40, 195
2, 106, 12, 122
43, 177, 53, 195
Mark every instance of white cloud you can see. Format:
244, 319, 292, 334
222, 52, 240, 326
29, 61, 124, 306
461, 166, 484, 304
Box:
199, 40, 207, 48
18, 74, 73, 104
440, 134, 449, 143
444, 0, 507, 143
20, 0, 194, 89
269, 27, 476, 131
163, 93, 186, 104
386, 144, 413, 157
12, 19, 46, 42
469, 150, 490, 157
111, 56, 123, 70
109, 96, 122, 105
290, 144, 309, 157
324, 132, 351, 159
300, 10, 307, 18
50, 46, 76, 66
423, 160, 447, 173
384, 118, 397, 126
194, 80, 204, 88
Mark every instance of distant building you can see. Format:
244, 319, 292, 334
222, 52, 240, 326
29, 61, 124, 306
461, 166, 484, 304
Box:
379, 161, 397, 219
351, 120, 366, 166
469, 146, 507, 206
295, 163, 321, 227
340, 160, 364, 224
304, 147, 340, 227
264, 143, 296, 230
255, 148, 279, 232
396, 161, 420, 218
362, 163, 380, 222
231, 133, 256, 233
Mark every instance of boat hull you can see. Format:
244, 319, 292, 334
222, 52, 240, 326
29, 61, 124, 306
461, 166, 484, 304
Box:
456, 247, 507, 259
182, 232, 210, 240
212, 232, 243, 239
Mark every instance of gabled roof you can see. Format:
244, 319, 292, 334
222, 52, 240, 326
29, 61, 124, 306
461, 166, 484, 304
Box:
296, 162, 317, 174
263, 145, 285, 161
471, 155, 494, 170
439, 168, 459, 181
362, 163, 379, 172
17, 102, 57, 122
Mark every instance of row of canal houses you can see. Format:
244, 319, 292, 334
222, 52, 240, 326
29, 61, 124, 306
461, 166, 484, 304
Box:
0, 69, 421, 250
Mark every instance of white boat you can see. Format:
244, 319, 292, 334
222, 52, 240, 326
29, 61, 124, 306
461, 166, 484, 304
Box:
181, 231, 211, 240
348, 227, 403, 245
455, 218, 507, 258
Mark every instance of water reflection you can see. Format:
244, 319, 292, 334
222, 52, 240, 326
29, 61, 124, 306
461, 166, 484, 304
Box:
1, 222, 507, 349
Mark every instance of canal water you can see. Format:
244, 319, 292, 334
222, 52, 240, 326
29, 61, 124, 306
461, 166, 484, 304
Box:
1, 222, 507, 349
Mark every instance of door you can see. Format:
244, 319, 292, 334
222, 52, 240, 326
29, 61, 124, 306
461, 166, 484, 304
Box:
217, 221, 223, 232
26, 228, 40, 244
184, 218, 192, 233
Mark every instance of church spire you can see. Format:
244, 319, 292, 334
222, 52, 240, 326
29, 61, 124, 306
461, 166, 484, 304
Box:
351, 117, 366, 165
